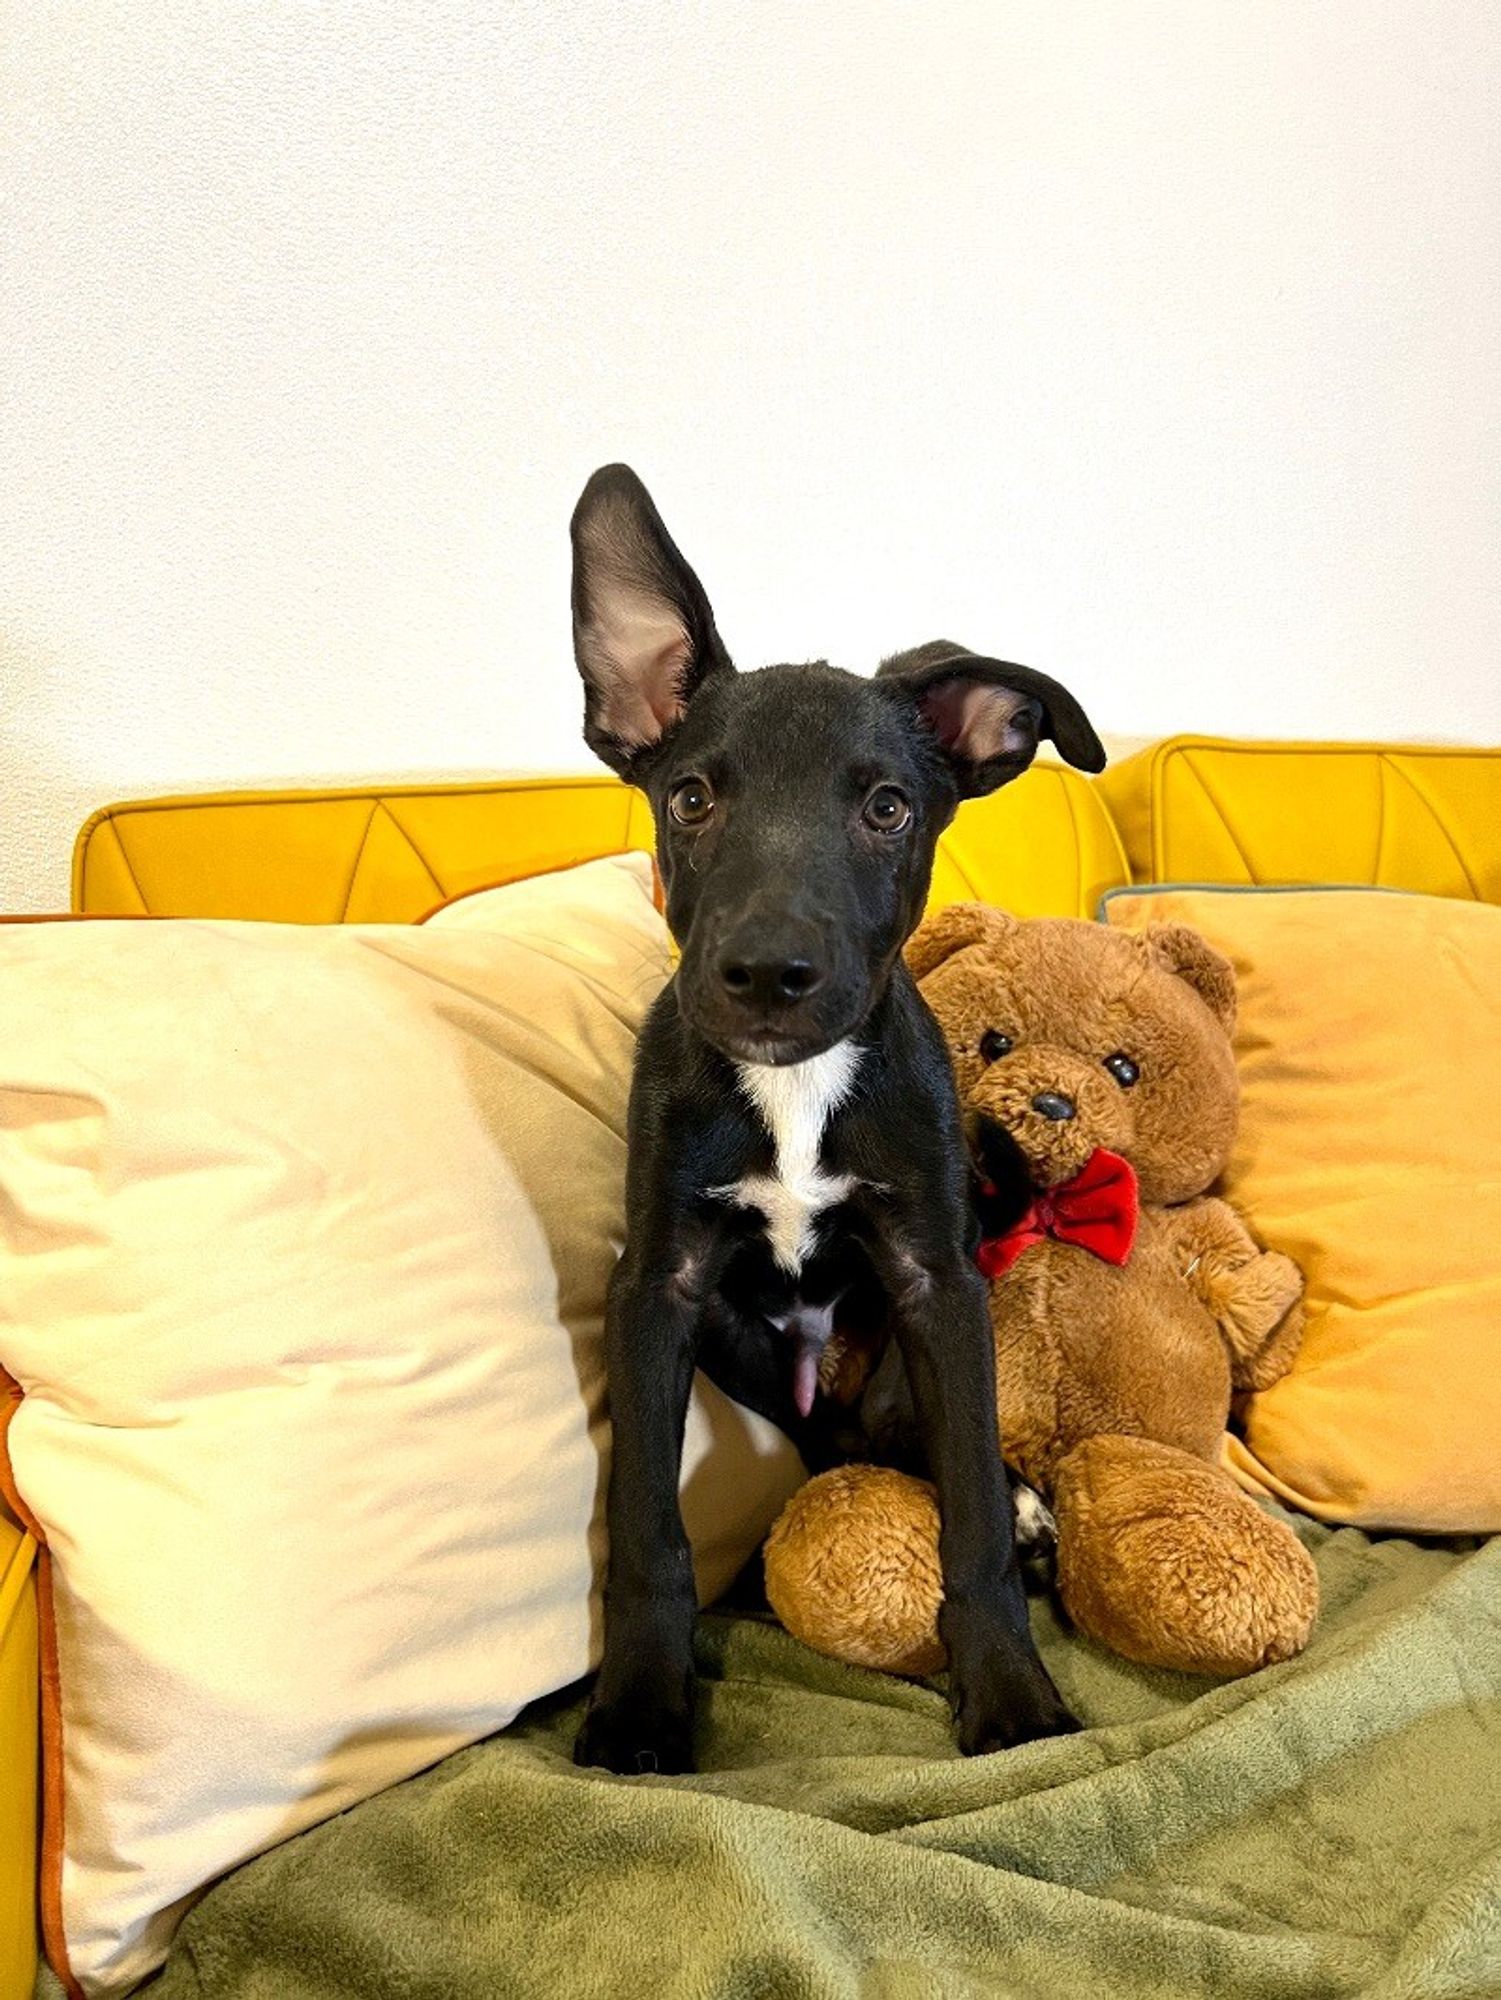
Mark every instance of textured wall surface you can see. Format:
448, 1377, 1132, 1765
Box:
3, 3, 1499, 910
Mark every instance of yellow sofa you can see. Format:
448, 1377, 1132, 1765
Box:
5, 734, 1498, 1999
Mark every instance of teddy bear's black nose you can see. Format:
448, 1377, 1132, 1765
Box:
1031, 1091, 1077, 1123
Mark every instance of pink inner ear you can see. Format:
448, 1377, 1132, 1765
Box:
584, 592, 693, 749
921, 679, 1032, 763
605, 638, 692, 749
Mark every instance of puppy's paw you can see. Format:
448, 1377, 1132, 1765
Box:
949, 1632, 1080, 1756
956, 1672, 1081, 1755
573, 1694, 695, 1777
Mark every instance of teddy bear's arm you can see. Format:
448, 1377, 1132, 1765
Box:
1169, 1198, 1307, 1392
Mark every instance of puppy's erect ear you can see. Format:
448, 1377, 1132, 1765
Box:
904, 902, 1017, 983
570, 464, 732, 777
878, 642, 1105, 796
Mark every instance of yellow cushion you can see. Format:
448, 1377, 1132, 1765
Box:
74, 766, 1125, 924
1106, 883, 1501, 1533
1100, 738, 1501, 902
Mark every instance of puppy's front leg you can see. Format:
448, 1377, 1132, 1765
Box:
574, 1252, 702, 1776
887, 1254, 1078, 1753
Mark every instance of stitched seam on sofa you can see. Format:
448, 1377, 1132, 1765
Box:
0, 1528, 36, 1637
940, 833, 982, 901
373, 799, 459, 900
81, 774, 626, 821
99, 819, 150, 916
337, 802, 383, 922
1057, 770, 1086, 915
1179, 756, 1258, 884
1159, 738, 1500, 760
1374, 757, 1392, 886
1384, 757, 1484, 901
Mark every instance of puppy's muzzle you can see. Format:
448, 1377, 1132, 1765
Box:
970, 1048, 1129, 1188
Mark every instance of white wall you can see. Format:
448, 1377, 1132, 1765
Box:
3, 2, 1498, 911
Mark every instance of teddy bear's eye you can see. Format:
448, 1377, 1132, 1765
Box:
1104, 1052, 1140, 1088
979, 1030, 1013, 1064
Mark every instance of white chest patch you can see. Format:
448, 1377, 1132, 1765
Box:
713, 1041, 862, 1275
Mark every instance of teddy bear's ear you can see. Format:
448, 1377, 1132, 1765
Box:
904, 903, 1017, 983
1137, 923, 1238, 1032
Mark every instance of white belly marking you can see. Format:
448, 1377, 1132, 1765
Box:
712, 1040, 862, 1275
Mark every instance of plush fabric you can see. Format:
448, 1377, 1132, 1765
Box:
766, 907, 1316, 1680
139, 1520, 1501, 2000
1106, 884, 1501, 1533
0, 855, 802, 1997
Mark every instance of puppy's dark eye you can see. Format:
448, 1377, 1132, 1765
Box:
862, 785, 911, 834
669, 778, 715, 827
979, 1030, 1013, 1064
1104, 1052, 1140, 1088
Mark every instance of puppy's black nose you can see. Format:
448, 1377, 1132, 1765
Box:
1031, 1091, 1076, 1123
719, 954, 825, 1009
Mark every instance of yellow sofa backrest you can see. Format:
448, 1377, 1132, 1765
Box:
1099, 738, 1501, 902
74, 766, 1128, 923
73, 738, 1501, 925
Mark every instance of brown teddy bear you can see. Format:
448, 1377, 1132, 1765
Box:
763, 905, 1319, 1681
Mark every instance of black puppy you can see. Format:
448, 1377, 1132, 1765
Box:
568, 466, 1103, 1775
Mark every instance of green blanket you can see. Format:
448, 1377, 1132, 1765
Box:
146, 1517, 1500, 2000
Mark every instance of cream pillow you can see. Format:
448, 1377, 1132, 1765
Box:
0, 854, 802, 1997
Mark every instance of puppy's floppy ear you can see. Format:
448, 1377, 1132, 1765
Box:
905, 902, 1017, 983
878, 642, 1105, 795
1137, 922, 1238, 1033
570, 465, 733, 777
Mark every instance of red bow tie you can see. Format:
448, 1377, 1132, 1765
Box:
976, 1148, 1139, 1279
